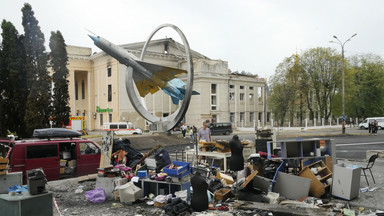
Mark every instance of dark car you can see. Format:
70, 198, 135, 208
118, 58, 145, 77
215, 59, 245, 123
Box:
208, 122, 233, 135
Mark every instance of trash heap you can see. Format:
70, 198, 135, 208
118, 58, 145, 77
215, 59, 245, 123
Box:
81, 137, 379, 216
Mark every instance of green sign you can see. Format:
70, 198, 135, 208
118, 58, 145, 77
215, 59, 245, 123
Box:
96, 106, 113, 113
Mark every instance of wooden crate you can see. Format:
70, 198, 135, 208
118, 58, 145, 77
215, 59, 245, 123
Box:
214, 188, 232, 200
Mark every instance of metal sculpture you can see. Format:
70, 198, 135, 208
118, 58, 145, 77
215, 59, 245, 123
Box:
89, 24, 196, 131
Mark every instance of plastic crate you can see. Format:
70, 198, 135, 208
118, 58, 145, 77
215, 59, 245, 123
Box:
163, 161, 190, 176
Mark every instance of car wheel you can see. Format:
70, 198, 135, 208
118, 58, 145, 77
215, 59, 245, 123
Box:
225, 131, 230, 135
379, 126, 382, 130
360, 126, 365, 130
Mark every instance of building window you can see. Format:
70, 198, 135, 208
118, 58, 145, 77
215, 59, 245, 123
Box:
240, 86, 244, 89
230, 113, 235, 123
211, 84, 217, 110
249, 93, 254, 100
81, 80, 85, 99
75, 81, 78, 100
258, 87, 262, 101
250, 112, 254, 122
240, 93, 244, 100
259, 112, 262, 122
249, 86, 254, 90
211, 95, 217, 110
108, 85, 112, 102
240, 112, 245, 122
211, 84, 216, 94
100, 114, 103, 126
229, 85, 234, 89
109, 113, 112, 122
107, 66, 111, 77
229, 92, 234, 100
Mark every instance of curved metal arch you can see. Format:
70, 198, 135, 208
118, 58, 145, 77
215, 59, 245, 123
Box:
125, 24, 194, 131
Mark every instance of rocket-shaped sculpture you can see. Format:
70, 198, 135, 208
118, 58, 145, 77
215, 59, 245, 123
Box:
89, 35, 199, 105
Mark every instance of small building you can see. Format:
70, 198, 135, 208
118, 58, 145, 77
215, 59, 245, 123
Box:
65, 38, 269, 131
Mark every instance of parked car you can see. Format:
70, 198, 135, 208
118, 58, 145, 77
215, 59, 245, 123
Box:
208, 122, 233, 135
8, 128, 101, 182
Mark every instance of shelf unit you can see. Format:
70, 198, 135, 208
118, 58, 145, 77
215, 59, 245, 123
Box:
267, 138, 335, 170
298, 160, 332, 197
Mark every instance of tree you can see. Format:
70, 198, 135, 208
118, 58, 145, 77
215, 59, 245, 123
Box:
300, 47, 340, 122
0, 20, 27, 137
348, 54, 384, 118
49, 31, 70, 127
268, 55, 296, 126
22, 3, 52, 136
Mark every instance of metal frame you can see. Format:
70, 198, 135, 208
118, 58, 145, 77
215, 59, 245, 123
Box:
125, 24, 194, 131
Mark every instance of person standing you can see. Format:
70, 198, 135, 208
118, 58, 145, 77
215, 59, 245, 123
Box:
181, 123, 188, 138
198, 121, 212, 142
229, 135, 244, 172
189, 128, 194, 143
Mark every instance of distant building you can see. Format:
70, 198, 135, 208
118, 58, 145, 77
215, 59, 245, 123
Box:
64, 38, 269, 131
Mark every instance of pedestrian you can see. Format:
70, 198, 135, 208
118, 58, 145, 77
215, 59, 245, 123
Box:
198, 121, 212, 143
197, 121, 212, 163
369, 121, 372, 134
374, 120, 379, 135
181, 123, 187, 138
189, 128, 193, 143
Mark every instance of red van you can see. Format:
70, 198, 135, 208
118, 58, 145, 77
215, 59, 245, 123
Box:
8, 129, 101, 182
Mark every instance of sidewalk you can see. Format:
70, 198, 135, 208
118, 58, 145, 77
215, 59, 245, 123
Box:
333, 158, 384, 211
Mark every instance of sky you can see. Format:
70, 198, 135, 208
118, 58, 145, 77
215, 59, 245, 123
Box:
1, 0, 384, 79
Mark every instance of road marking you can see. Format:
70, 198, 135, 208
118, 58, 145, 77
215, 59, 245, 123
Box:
336, 141, 384, 146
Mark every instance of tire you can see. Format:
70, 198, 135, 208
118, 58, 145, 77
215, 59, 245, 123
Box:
224, 130, 230, 135
360, 126, 365, 130
379, 126, 382, 130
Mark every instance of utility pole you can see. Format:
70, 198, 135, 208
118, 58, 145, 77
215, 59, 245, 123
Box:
330, 33, 357, 134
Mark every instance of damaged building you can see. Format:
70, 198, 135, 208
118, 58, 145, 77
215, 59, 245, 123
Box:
65, 38, 269, 131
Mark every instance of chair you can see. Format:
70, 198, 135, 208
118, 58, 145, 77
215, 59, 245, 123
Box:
362, 153, 378, 186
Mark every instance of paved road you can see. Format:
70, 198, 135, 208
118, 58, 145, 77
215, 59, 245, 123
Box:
163, 127, 384, 160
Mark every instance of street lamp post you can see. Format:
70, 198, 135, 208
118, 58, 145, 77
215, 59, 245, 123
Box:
330, 33, 357, 134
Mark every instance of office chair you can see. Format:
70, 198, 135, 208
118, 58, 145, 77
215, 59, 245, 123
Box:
362, 153, 378, 186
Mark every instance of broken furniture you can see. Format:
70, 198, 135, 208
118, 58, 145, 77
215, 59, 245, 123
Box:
298, 160, 332, 197
136, 178, 190, 197
332, 163, 361, 200
362, 153, 378, 186
0, 157, 9, 175
27, 168, 47, 195
186, 149, 231, 171
255, 128, 275, 153
0, 191, 53, 216
273, 171, 312, 200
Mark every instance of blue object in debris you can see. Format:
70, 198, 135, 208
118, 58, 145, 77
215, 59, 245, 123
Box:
8, 185, 28, 193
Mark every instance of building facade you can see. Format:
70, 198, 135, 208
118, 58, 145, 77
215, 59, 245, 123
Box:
65, 38, 268, 131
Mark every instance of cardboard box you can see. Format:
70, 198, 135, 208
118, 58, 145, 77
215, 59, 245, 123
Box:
154, 201, 165, 207
68, 160, 76, 167
60, 160, 67, 167
60, 167, 65, 174
214, 188, 232, 200
217, 172, 234, 184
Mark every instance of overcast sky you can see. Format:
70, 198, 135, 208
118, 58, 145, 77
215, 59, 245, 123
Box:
1, 0, 384, 79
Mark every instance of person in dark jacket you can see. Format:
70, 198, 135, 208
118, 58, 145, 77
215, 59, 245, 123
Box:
229, 135, 244, 172
190, 172, 208, 211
